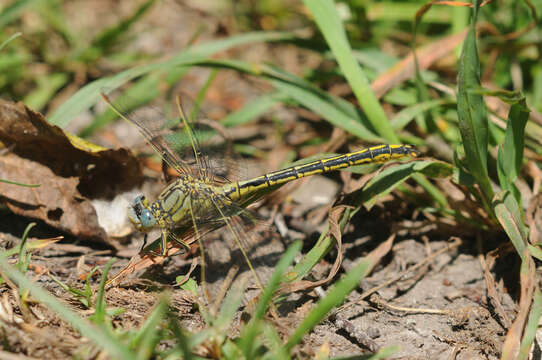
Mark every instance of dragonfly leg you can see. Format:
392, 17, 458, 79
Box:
137, 233, 165, 257
168, 232, 191, 252
139, 233, 149, 253
137, 231, 191, 257
160, 230, 169, 256
159, 233, 192, 259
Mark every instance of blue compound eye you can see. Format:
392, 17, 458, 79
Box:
140, 209, 156, 229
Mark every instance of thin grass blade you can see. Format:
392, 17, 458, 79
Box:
493, 191, 528, 259
284, 256, 372, 351
303, 0, 398, 142
49, 32, 296, 128
456, 0, 492, 201
0, 258, 134, 359
239, 241, 302, 358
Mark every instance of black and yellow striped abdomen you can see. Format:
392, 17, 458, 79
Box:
224, 144, 419, 201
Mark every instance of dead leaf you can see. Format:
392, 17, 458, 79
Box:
480, 250, 512, 329
279, 205, 346, 294
0, 153, 107, 242
526, 193, 542, 245
0, 99, 142, 198
501, 251, 536, 359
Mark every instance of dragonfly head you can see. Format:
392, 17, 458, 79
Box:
128, 195, 157, 232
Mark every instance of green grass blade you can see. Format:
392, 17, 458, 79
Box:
214, 279, 247, 330
93, 54, 381, 142
290, 206, 354, 283
0, 0, 42, 28
303, 0, 398, 142
189, 69, 218, 122
80, 72, 167, 136
414, 172, 450, 209
0, 32, 22, 51
221, 339, 243, 359
497, 95, 530, 193
166, 313, 193, 360
0, 258, 134, 359
390, 99, 453, 131
49, 31, 296, 128
49, 273, 91, 308
22, 73, 68, 111
493, 191, 528, 259
35, 1, 77, 49
361, 160, 453, 209
92, 258, 116, 323
253, 240, 301, 322
179, 57, 381, 140
518, 289, 542, 359
91, 0, 156, 51
260, 322, 289, 360
456, 0, 492, 201
16, 222, 35, 274
0, 178, 40, 187
528, 245, 542, 262
133, 295, 169, 360
239, 240, 302, 358
284, 256, 372, 351
221, 92, 288, 127
271, 79, 381, 141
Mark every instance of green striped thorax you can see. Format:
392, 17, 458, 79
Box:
128, 177, 226, 235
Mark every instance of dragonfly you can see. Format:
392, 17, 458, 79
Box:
102, 92, 420, 290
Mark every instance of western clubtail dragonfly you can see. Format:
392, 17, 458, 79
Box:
102, 93, 419, 289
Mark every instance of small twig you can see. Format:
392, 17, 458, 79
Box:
211, 264, 239, 316
371, 294, 452, 315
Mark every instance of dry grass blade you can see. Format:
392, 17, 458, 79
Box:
279, 205, 346, 294
501, 253, 536, 359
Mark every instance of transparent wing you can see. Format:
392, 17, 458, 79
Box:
101, 92, 241, 184
199, 194, 277, 292
101, 93, 193, 177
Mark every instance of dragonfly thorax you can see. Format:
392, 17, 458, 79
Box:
128, 195, 157, 232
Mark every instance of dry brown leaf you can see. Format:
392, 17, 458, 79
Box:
480, 250, 512, 329
0, 99, 142, 198
0, 99, 145, 244
0, 153, 107, 241
501, 252, 536, 359
526, 193, 542, 245
279, 205, 346, 294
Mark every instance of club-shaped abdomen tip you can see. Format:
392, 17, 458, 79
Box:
404, 144, 420, 158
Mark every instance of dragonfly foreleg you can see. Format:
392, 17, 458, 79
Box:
167, 232, 192, 253
139, 233, 149, 253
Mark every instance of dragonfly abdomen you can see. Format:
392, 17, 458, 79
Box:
227, 144, 419, 200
